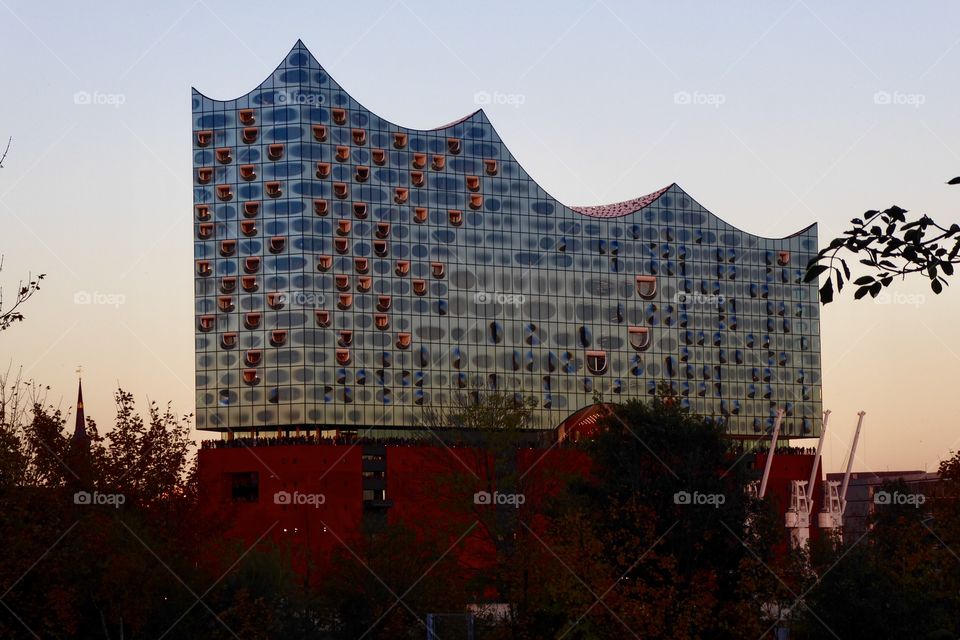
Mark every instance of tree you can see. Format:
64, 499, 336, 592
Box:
0, 256, 45, 332
805, 177, 960, 303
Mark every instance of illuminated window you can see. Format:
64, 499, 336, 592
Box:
316, 162, 331, 179
267, 144, 284, 161
586, 350, 607, 375
431, 262, 445, 278
238, 109, 256, 125
317, 255, 332, 271
336, 145, 350, 162
777, 250, 790, 266
337, 220, 352, 235
270, 330, 287, 347
336, 349, 351, 365
216, 148, 232, 164
265, 181, 282, 198
244, 312, 261, 330
217, 296, 234, 312
377, 296, 392, 312
352, 128, 366, 145
411, 171, 425, 187
374, 313, 389, 330
239, 165, 256, 181
267, 293, 284, 310
629, 327, 651, 351
484, 159, 498, 176
355, 166, 370, 182
197, 223, 214, 239
242, 127, 258, 144
243, 201, 260, 217
394, 187, 408, 204
395, 260, 410, 276
331, 108, 347, 125
243, 256, 260, 273
244, 350, 262, 366
241, 276, 257, 292
196, 130, 212, 147
465, 175, 480, 192
242, 369, 260, 386
393, 132, 407, 149
334, 182, 348, 199
414, 207, 428, 223
357, 276, 372, 292
338, 294, 353, 310
355, 257, 369, 273
432, 155, 445, 170
216, 185, 233, 201
447, 137, 461, 154
353, 203, 367, 219
412, 279, 427, 296
240, 220, 257, 236
314, 199, 329, 216
198, 315, 214, 332
338, 331, 353, 347
469, 194, 483, 210
636, 275, 657, 299
372, 148, 386, 165
221, 332, 238, 349
373, 240, 389, 257
449, 210, 463, 226
335, 275, 350, 291
220, 277, 236, 293
315, 310, 330, 327
312, 124, 327, 141
269, 236, 286, 253
397, 332, 411, 349
220, 240, 236, 257
196, 260, 212, 277
195, 205, 211, 221
375, 222, 391, 239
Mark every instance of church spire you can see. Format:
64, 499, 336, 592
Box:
72, 375, 89, 445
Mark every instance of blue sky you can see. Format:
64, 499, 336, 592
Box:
2, 0, 959, 472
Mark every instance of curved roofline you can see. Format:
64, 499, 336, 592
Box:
193, 40, 816, 242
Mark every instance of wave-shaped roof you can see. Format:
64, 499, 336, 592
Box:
192, 40, 815, 238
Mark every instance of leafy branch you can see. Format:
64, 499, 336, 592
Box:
804, 177, 960, 303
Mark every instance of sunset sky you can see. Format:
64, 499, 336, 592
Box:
2, 1, 958, 473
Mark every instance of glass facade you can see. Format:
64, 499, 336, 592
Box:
193, 41, 822, 438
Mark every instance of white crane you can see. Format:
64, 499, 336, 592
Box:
784, 410, 830, 548
817, 411, 866, 544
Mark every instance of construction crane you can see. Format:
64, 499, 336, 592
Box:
784, 410, 830, 548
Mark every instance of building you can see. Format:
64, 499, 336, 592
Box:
826, 470, 939, 540
192, 41, 822, 440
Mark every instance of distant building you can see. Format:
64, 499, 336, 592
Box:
191, 41, 822, 439
826, 470, 939, 540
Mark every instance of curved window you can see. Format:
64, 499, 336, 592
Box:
196, 205, 211, 221
338, 331, 353, 347
372, 148, 386, 165
629, 327, 651, 351
244, 350, 262, 366
395, 260, 410, 277
412, 279, 427, 296
394, 188, 408, 204
636, 275, 657, 299
375, 314, 389, 330
196, 130, 212, 147
244, 312, 261, 329
393, 132, 407, 149
198, 316, 214, 332
335, 145, 350, 162
331, 108, 347, 125
449, 210, 463, 226
220, 277, 236, 293
221, 332, 238, 349
586, 350, 608, 375
269, 236, 285, 254
447, 137, 461, 154
397, 332, 411, 349
242, 369, 260, 386
355, 257, 369, 273
414, 207, 428, 223
267, 144, 284, 161
338, 294, 353, 310
375, 222, 391, 239
318, 255, 332, 271
484, 159, 498, 176
314, 199, 328, 216
240, 220, 256, 236
333, 182, 348, 199
412, 153, 427, 169
238, 109, 256, 125
411, 171, 425, 187
196, 260, 212, 277
312, 125, 327, 141
352, 128, 366, 145
270, 330, 287, 347
315, 310, 330, 327
217, 296, 234, 312
357, 276, 372, 292
197, 168, 213, 184
243, 201, 260, 217
431, 155, 445, 170
316, 162, 331, 179
469, 195, 483, 210
489, 321, 503, 344
377, 296, 392, 312
335, 348, 351, 365
241, 127, 258, 144
465, 175, 480, 192
267, 293, 284, 310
